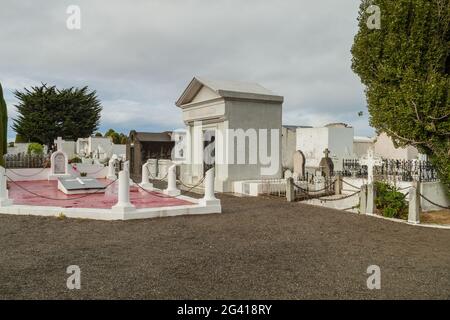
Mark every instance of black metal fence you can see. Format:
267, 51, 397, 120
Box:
3, 154, 50, 169
341, 159, 438, 182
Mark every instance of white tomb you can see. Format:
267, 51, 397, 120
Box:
58, 177, 107, 195
296, 123, 354, 171
175, 77, 284, 192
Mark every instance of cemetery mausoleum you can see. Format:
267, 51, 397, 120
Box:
176, 77, 284, 192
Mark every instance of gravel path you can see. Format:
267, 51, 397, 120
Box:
1, 194, 449, 299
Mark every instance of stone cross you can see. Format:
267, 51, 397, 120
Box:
361, 149, 381, 184
323, 148, 330, 158
55, 137, 64, 151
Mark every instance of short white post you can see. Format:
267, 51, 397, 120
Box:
107, 157, 117, 180
139, 161, 153, 190
164, 164, 180, 196
366, 183, 376, 215
122, 160, 135, 186
199, 168, 221, 207
359, 184, 367, 215
112, 170, 135, 213
286, 177, 295, 202
408, 181, 420, 224
0, 166, 13, 207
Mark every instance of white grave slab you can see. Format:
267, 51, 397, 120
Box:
58, 177, 107, 195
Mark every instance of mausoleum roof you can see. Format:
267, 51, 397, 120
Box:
129, 131, 172, 142
176, 77, 284, 107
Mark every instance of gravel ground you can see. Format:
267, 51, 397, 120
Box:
1, 194, 450, 300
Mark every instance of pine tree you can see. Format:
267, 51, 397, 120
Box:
13, 84, 102, 149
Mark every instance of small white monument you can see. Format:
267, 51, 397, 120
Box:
48, 137, 71, 180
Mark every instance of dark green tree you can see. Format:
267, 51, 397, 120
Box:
104, 129, 127, 144
0, 82, 8, 166
13, 84, 102, 149
352, 0, 450, 191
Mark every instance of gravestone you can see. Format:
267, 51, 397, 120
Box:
292, 150, 305, 179
319, 148, 334, 178
48, 137, 71, 180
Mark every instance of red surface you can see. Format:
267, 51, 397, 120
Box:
7, 179, 193, 209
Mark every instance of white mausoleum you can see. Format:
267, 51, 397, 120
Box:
175, 77, 284, 192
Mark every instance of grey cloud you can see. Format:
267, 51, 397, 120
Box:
0, 0, 373, 140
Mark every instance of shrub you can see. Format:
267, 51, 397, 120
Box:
375, 181, 408, 219
69, 156, 82, 164
80, 172, 87, 177
27, 143, 44, 155
8, 142, 14, 148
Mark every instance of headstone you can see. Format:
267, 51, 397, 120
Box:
292, 150, 305, 179
48, 146, 71, 180
319, 148, 334, 177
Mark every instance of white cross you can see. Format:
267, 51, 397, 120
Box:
361, 149, 382, 184
55, 137, 64, 151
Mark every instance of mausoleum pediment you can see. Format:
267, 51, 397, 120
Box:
176, 77, 284, 108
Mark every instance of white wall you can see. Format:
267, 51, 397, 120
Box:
61, 141, 76, 159
374, 133, 419, 160
421, 182, 450, 212
111, 144, 126, 157
296, 127, 329, 169
296, 126, 354, 171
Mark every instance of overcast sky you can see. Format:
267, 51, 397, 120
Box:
0, 0, 373, 141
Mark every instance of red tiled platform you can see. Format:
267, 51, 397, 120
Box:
7, 179, 192, 209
